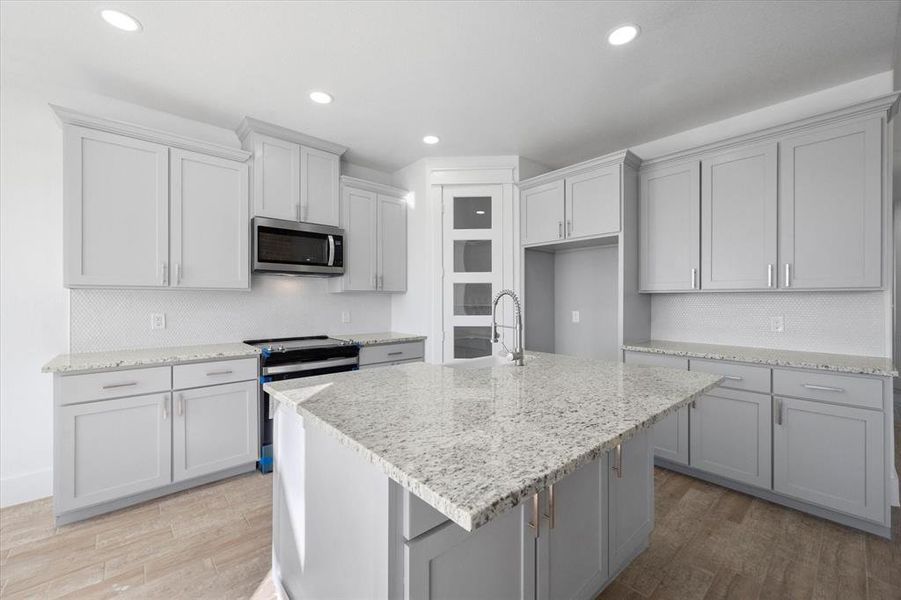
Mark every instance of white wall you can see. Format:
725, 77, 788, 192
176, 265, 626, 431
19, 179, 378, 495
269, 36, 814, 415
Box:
554, 246, 619, 360
0, 74, 392, 506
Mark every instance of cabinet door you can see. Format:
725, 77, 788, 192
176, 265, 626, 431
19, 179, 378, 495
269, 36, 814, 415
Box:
623, 352, 689, 464
779, 117, 883, 289
537, 458, 607, 600
251, 134, 300, 221
689, 388, 771, 488
339, 186, 378, 291
608, 429, 653, 576
300, 146, 340, 226
701, 143, 777, 290
773, 396, 884, 522
565, 165, 620, 239
172, 381, 258, 482
521, 180, 565, 245
57, 393, 171, 512
405, 505, 534, 600
64, 126, 169, 287
378, 194, 407, 292
639, 161, 701, 291
170, 149, 250, 289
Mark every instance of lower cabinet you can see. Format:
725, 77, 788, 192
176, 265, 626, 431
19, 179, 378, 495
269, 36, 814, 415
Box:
608, 430, 653, 577
57, 393, 172, 513
689, 388, 771, 488
173, 381, 258, 482
773, 396, 885, 522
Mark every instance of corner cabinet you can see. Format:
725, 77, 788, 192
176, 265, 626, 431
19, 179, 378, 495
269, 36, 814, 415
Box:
331, 177, 408, 293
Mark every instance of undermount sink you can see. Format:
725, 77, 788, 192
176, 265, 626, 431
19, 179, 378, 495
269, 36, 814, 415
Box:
444, 353, 536, 369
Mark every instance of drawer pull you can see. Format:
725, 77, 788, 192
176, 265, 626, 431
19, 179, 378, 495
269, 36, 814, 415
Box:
722, 375, 743, 381
802, 383, 845, 393
102, 382, 138, 390
613, 444, 623, 478
387, 351, 404, 356
775, 398, 783, 425
206, 370, 234, 376
528, 494, 540, 538
543, 484, 555, 529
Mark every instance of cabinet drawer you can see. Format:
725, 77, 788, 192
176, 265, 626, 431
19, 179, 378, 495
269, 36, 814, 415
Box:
772, 369, 883, 410
623, 351, 688, 370
359, 342, 424, 366
58, 366, 171, 405
173, 358, 258, 390
690, 359, 771, 394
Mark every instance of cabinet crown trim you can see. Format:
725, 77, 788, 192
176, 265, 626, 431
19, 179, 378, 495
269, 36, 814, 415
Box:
236, 116, 347, 156
340, 176, 409, 198
637, 92, 901, 170
50, 104, 251, 162
518, 149, 641, 189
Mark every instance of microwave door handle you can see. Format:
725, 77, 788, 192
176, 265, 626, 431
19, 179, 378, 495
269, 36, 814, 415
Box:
327, 235, 336, 266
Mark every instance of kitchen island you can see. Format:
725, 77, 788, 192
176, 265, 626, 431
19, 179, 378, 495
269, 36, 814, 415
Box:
265, 352, 721, 600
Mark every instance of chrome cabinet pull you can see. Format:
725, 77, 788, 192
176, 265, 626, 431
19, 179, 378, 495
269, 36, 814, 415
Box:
528, 493, 540, 538
295, 203, 302, 221
775, 398, 783, 425
174, 263, 181, 285
767, 264, 774, 288
613, 443, 623, 478
690, 268, 697, 289
691, 400, 697, 409
378, 275, 384, 290
162, 399, 169, 421
723, 375, 743, 381
372, 275, 377, 290
102, 382, 138, 390
387, 351, 403, 356
784, 264, 791, 287
161, 262, 168, 285
543, 484, 556, 529
566, 220, 573, 236
177, 394, 184, 416
206, 369, 234, 376
802, 383, 845, 393
558, 222, 564, 238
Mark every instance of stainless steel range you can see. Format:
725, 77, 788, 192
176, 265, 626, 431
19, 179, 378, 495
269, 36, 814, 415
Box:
243, 335, 360, 472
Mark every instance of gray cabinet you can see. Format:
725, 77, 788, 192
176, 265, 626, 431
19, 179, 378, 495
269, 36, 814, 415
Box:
689, 388, 771, 488
172, 380, 258, 482
249, 133, 300, 221
56, 393, 172, 513
608, 430, 653, 577
340, 186, 378, 291
701, 143, 777, 290
778, 117, 883, 289
773, 396, 885, 522
300, 145, 340, 226
521, 180, 565, 245
564, 165, 620, 240
378, 194, 407, 292
639, 161, 700, 291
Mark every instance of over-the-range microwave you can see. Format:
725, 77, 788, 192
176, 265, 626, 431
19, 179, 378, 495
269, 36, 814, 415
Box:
252, 217, 344, 276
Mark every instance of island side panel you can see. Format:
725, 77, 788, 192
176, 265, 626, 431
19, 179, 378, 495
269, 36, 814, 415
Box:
273, 402, 393, 600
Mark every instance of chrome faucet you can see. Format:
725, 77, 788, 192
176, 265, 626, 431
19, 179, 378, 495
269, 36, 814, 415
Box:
491, 289, 524, 366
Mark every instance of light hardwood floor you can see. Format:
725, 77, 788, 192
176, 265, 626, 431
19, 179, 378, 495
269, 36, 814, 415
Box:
2, 420, 899, 599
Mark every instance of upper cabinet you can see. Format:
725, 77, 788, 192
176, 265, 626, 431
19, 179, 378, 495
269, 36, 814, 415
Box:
237, 117, 346, 227
520, 151, 637, 247
56, 106, 252, 290
639, 161, 700, 291
330, 177, 408, 293
638, 94, 897, 292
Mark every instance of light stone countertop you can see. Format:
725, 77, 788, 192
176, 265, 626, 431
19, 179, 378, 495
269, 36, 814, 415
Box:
331, 332, 427, 346
622, 340, 898, 377
264, 351, 721, 531
43, 343, 260, 374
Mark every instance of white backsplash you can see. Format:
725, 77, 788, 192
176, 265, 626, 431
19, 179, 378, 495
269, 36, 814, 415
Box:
70, 275, 392, 352
651, 291, 889, 357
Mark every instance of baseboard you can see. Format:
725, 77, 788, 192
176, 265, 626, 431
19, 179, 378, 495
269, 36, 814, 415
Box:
0, 469, 52, 508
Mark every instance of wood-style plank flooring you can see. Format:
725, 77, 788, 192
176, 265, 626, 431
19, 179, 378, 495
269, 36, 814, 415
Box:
1, 418, 899, 599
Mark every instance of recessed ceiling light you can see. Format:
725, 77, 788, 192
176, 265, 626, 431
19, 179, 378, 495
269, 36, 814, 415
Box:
100, 9, 142, 32
475, 210, 486, 215
607, 24, 639, 46
422, 135, 440, 145
309, 91, 333, 104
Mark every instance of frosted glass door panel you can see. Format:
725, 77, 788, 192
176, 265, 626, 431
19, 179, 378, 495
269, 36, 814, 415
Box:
454, 196, 492, 229
454, 240, 492, 272
454, 283, 493, 315
454, 326, 493, 359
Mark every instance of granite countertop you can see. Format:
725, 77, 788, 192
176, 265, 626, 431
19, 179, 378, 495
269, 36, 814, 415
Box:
264, 352, 721, 531
43, 343, 260, 374
622, 340, 898, 377
332, 332, 427, 346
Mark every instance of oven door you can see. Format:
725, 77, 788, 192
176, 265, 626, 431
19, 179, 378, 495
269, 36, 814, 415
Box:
253, 217, 344, 275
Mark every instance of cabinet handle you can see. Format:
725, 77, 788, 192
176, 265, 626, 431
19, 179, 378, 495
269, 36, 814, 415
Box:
775, 398, 783, 425
542, 484, 556, 529
162, 399, 169, 421
558, 222, 563, 238
690, 268, 697, 289
372, 275, 377, 289
102, 382, 137, 390
387, 351, 403, 356
784, 264, 791, 287
691, 400, 697, 409
161, 262, 168, 285
613, 443, 623, 478
528, 493, 540, 538
566, 220, 573, 236
767, 264, 774, 288
722, 375, 743, 381
177, 394, 184, 416
206, 369, 234, 376
296, 203, 302, 221
802, 383, 845, 393
378, 275, 384, 290
174, 263, 181, 285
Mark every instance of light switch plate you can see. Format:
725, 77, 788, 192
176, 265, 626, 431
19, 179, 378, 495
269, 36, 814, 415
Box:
150, 313, 166, 330
341, 311, 351, 324
571, 310, 580, 323
770, 316, 784, 333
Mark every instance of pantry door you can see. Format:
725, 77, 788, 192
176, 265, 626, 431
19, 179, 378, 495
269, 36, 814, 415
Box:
442, 186, 505, 363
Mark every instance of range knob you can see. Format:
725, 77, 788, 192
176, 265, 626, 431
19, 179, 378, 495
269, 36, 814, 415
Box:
277, 345, 286, 352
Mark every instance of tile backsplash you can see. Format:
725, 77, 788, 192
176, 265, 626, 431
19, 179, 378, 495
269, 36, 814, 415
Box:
651, 291, 889, 357
70, 275, 392, 352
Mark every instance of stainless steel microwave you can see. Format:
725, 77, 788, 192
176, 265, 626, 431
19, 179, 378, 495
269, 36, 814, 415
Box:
252, 217, 344, 276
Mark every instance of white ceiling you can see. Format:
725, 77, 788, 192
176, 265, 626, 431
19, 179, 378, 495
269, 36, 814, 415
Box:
1, 1, 899, 172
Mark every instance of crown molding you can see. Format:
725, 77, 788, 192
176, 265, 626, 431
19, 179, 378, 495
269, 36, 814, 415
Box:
340, 176, 408, 197
638, 92, 901, 170
518, 149, 641, 189
50, 104, 251, 162
236, 116, 347, 156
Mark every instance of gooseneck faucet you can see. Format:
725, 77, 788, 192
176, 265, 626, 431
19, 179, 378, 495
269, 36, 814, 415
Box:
491, 289, 525, 366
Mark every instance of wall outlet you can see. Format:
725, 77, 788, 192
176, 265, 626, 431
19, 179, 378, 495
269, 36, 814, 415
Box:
770, 316, 784, 333
150, 313, 166, 330
571, 310, 580, 324
341, 311, 351, 324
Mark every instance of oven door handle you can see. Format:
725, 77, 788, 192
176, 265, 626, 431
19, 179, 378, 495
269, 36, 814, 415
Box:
327, 235, 336, 266
262, 356, 358, 376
